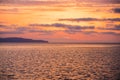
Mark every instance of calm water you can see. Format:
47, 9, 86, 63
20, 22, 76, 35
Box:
0, 43, 120, 80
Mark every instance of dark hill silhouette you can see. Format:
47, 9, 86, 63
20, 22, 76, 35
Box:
0, 37, 48, 43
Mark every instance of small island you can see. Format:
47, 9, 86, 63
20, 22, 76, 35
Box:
0, 37, 48, 43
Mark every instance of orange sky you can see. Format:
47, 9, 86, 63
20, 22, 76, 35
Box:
0, 0, 120, 43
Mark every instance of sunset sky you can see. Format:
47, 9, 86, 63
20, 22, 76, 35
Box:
0, 0, 120, 43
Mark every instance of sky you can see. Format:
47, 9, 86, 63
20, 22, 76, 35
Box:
0, 0, 120, 43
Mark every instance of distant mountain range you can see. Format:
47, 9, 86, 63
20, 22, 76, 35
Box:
0, 37, 48, 43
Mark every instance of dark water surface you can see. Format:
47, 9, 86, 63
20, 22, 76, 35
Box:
0, 43, 120, 80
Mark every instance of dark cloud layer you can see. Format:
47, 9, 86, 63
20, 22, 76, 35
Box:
0, 24, 9, 28
83, 31, 120, 35
0, 31, 23, 34
112, 8, 120, 13
99, 25, 120, 30
29, 23, 120, 35
59, 18, 120, 22
78, 0, 120, 4
29, 30, 53, 35
0, 0, 120, 5
0, 24, 26, 34
0, 24, 54, 35
0, 23, 120, 36
111, 0, 120, 4
0, 0, 62, 6
30, 23, 95, 34
109, 25, 120, 30
83, 31, 97, 34
30, 23, 95, 29
101, 32, 120, 35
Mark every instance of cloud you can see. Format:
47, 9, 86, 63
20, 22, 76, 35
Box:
101, 32, 120, 35
112, 8, 120, 13
30, 23, 94, 29
0, 24, 9, 28
0, 0, 119, 4
0, 24, 27, 34
0, 31, 23, 34
76, 0, 120, 4
0, 8, 18, 12
16, 27, 28, 32
114, 25, 120, 30
30, 23, 95, 34
1, 0, 119, 7
58, 18, 120, 22
0, 0, 64, 6
99, 25, 120, 30
64, 29, 81, 34
29, 30, 54, 35
83, 31, 98, 34
0, 27, 26, 34
29, 23, 96, 35
0, 8, 20, 14
0, 23, 56, 35
1, 23, 119, 36
82, 31, 120, 35
111, 0, 120, 4
59, 18, 98, 22
0, 24, 28, 30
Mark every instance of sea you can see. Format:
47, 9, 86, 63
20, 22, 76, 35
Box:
0, 43, 120, 80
